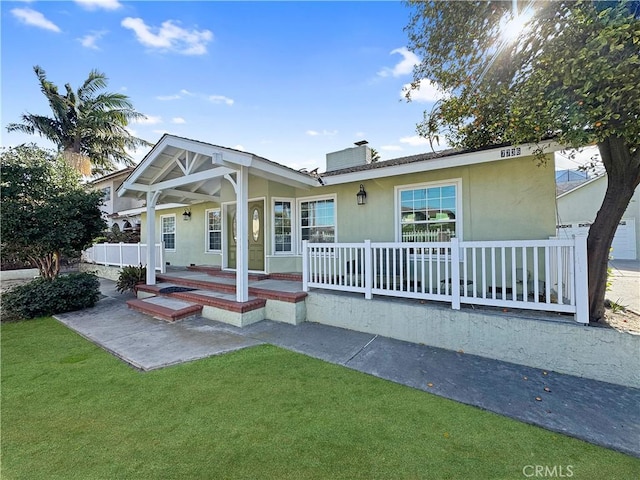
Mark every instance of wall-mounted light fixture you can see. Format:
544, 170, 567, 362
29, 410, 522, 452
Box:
356, 184, 367, 205
182, 209, 192, 221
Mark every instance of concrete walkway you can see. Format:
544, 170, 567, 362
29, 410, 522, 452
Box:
54, 279, 640, 458
608, 260, 640, 314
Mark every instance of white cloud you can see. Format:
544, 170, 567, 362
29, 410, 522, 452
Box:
156, 94, 181, 101
306, 129, 337, 137
380, 145, 403, 152
121, 17, 213, 55
208, 95, 234, 106
134, 115, 163, 125
377, 47, 419, 78
75, 0, 122, 10
11, 8, 61, 32
78, 31, 107, 50
401, 79, 447, 103
399, 135, 431, 147
171, 117, 186, 124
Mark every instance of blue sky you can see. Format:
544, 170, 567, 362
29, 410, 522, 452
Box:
1, 0, 593, 172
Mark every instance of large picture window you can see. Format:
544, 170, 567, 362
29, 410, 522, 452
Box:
299, 197, 335, 245
273, 200, 293, 253
206, 209, 222, 251
399, 182, 458, 242
161, 215, 176, 250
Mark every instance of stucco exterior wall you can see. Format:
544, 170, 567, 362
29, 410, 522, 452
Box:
141, 155, 556, 271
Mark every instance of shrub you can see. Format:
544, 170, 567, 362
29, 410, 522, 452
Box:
116, 265, 146, 294
1, 272, 101, 322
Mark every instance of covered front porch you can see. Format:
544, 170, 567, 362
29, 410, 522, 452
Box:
117, 134, 317, 303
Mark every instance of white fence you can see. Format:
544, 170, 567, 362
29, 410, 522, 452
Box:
302, 236, 588, 323
83, 243, 166, 273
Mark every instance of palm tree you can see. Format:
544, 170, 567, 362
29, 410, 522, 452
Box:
7, 66, 151, 176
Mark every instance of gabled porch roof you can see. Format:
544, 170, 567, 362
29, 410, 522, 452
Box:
117, 134, 318, 205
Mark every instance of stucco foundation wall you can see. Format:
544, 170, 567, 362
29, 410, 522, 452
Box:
305, 291, 640, 388
79, 262, 122, 281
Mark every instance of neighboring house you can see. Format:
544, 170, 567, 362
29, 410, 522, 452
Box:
91, 168, 145, 231
556, 174, 639, 260
555, 169, 591, 196
117, 135, 560, 289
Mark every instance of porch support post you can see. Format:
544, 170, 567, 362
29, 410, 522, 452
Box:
236, 166, 249, 302
145, 190, 162, 285
573, 233, 589, 324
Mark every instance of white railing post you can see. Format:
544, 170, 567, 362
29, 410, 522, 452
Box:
137, 242, 142, 265
573, 233, 589, 324
119, 242, 124, 267
302, 240, 309, 292
159, 242, 166, 273
451, 238, 461, 310
364, 240, 372, 300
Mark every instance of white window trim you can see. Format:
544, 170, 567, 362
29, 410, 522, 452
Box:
394, 178, 462, 242
160, 213, 177, 252
272, 197, 296, 256
205, 208, 222, 254
296, 194, 337, 253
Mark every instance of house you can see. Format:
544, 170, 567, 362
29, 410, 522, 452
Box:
91, 167, 145, 232
116, 134, 560, 295
556, 174, 639, 260
94, 134, 640, 389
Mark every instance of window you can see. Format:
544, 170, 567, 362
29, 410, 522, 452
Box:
161, 215, 176, 250
101, 186, 111, 201
206, 209, 222, 251
399, 182, 458, 242
299, 197, 335, 245
273, 200, 293, 253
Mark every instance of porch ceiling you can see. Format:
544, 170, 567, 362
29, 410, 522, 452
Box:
118, 134, 317, 205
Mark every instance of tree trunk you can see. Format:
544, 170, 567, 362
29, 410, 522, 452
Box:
588, 136, 640, 322
30, 252, 61, 280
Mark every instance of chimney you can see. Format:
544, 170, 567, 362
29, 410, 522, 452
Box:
325, 140, 372, 172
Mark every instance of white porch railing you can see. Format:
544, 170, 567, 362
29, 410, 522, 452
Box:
82, 243, 166, 273
302, 236, 589, 324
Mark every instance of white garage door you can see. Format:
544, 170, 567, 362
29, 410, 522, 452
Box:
556, 218, 637, 260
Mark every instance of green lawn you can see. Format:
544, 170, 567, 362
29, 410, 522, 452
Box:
2, 318, 638, 479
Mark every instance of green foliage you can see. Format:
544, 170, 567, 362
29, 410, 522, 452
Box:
0, 144, 107, 279
405, 1, 640, 155
1, 273, 101, 322
6, 66, 150, 175
116, 264, 146, 294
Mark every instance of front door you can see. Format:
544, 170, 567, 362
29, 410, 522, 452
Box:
226, 200, 265, 271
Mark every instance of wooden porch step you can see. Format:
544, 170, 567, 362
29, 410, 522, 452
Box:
186, 265, 270, 281
137, 283, 266, 313
127, 297, 202, 322
156, 273, 307, 304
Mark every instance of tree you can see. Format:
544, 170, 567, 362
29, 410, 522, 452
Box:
404, 0, 640, 323
6, 66, 150, 176
370, 148, 381, 163
0, 144, 106, 279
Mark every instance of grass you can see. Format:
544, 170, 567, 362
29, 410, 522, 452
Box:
2, 318, 639, 479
